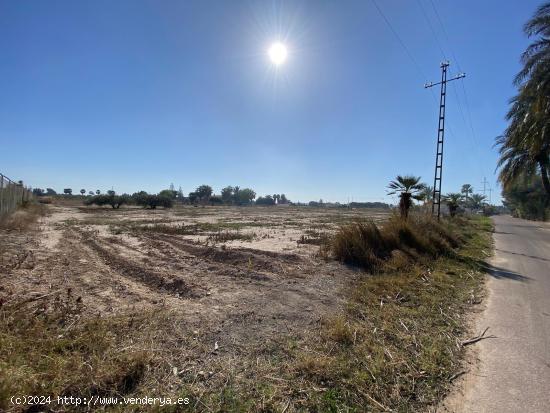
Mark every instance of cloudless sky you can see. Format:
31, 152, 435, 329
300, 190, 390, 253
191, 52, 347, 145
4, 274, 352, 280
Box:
0, 0, 542, 204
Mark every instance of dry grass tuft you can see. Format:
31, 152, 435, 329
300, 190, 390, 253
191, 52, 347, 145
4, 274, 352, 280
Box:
0, 203, 47, 231
331, 213, 462, 271
331, 220, 390, 271
37, 196, 53, 204
207, 230, 254, 243
323, 315, 355, 345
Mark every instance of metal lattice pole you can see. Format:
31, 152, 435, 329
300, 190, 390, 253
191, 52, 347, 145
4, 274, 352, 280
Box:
424, 61, 466, 219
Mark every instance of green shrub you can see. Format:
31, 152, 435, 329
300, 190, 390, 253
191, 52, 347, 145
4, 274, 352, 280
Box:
132, 192, 173, 209
84, 194, 129, 209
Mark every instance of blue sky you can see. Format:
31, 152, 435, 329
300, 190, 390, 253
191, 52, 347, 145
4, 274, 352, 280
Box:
0, 0, 541, 204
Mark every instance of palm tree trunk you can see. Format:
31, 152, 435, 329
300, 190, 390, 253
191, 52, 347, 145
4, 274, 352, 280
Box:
539, 160, 550, 198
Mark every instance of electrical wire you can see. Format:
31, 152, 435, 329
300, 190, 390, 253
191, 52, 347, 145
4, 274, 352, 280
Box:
428, 0, 481, 152
421, 0, 485, 181
415, 0, 447, 60
370, 0, 428, 82
370, 0, 483, 193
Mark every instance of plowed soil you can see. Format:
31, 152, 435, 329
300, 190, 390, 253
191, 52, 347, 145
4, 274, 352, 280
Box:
0, 204, 389, 410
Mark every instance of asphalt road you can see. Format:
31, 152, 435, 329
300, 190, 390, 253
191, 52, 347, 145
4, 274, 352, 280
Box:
447, 215, 550, 412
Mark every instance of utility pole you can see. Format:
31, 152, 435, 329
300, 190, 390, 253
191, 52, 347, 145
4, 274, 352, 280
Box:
481, 177, 489, 198
424, 61, 466, 219
487, 187, 493, 205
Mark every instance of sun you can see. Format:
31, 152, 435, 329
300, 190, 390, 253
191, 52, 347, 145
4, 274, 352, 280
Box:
268, 42, 288, 66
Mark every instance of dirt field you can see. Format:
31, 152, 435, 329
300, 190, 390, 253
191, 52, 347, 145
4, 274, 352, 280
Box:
1, 204, 390, 411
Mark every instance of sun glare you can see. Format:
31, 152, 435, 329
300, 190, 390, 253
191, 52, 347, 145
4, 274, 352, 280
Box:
268, 42, 288, 66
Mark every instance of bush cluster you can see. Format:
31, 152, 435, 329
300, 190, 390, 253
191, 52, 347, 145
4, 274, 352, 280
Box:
331, 214, 461, 271
132, 192, 173, 209
85, 194, 129, 209
84, 191, 173, 209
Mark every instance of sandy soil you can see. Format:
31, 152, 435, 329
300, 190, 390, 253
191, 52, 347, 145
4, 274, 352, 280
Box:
1, 204, 389, 351
0, 206, 387, 406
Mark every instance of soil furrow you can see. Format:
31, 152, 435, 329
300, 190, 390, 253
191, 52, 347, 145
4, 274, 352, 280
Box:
79, 231, 199, 297
149, 232, 304, 274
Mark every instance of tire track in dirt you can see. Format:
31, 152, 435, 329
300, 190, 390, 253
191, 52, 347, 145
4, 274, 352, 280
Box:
138, 234, 275, 282
79, 230, 201, 298
129, 231, 354, 349
2, 226, 158, 314
37, 228, 172, 311
145, 232, 306, 277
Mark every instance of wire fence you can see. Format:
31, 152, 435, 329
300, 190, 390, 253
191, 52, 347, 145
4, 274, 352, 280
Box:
0, 173, 33, 218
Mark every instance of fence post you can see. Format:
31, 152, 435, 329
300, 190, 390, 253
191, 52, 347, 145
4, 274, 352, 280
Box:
12, 181, 16, 212
0, 174, 34, 216
10, 181, 15, 212
6, 180, 11, 213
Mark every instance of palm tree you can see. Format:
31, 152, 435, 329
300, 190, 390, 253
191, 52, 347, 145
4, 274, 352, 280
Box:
387, 175, 425, 219
496, 86, 550, 198
419, 185, 434, 204
514, 3, 550, 87
470, 194, 487, 210
444, 193, 463, 217
461, 184, 474, 200
496, 3, 550, 200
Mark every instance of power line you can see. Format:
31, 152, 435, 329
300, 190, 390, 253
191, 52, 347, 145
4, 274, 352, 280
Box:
426, 0, 479, 144
370, 0, 428, 82
371, 0, 485, 201
370, 0, 443, 107
414, 0, 468, 155
428, 0, 461, 71
415, 0, 447, 59
450, 82, 469, 134
423, 0, 484, 178
460, 79, 480, 149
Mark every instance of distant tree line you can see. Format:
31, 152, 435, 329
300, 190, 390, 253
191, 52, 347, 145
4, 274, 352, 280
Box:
348, 202, 390, 209
256, 193, 289, 205
33, 180, 494, 216
33, 184, 294, 208
153, 185, 291, 207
